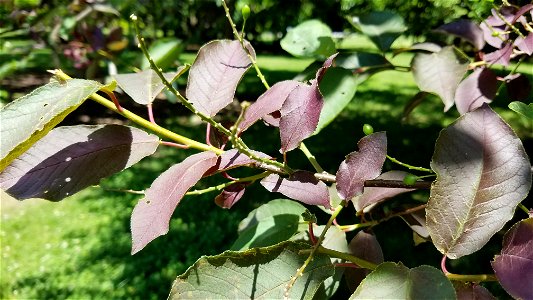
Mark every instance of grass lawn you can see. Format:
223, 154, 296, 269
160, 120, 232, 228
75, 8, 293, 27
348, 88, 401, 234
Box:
1, 50, 532, 299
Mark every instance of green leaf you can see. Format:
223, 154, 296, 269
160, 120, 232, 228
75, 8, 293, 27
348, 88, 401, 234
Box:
509, 101, 533, 120
169, 241, 334, 300
314, 67, 358, 134
0, 78, 102, 171
231, 199, 308, 251
281, 19, 336, 59
349, 11, 407, 52
350, 263, 455, 299
141, 38, 183, 70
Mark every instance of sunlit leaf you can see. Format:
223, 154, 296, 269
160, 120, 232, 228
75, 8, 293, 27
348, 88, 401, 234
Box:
260, 171, 331, 208
514, 32, 533, 55
0, 78, 102, 171
141, 38, 183, 70
336, 132, 387, 201
0, 125, 159, 201
480, 21, 507, 49
280, 19, 336, 59
205, 148, 271, 176
350, 11, 407, 52
509, 101, 533, 120
411, 46, 469, 111
454, 68, 498, 115
186, 40, 255, 116
231, 199, 307, 250
214, 183, 246, 209
169, 241, 334, 299
426, 105, 532, 259
130, 151, 218, 254
436, 19, 485, 50
345, 231, 384, 293
454, 282, 496, 300
394, 43, 442, 55
492, 218, 533, 300
483, 43, 513, 66
350, 263, 455, 299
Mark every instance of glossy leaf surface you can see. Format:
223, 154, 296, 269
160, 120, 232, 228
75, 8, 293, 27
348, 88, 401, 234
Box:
0, 125, 159, 201
231, 199, 307, 251
186, 40, 255, 116
336, 132, 387, 200
454, 68, 498, 115
411, 46, 469, 111
280, 19, 336, 58
0, 78, 102, 171
130, 151, 218, 254
492, 218, 533, 300
169, 241, 334, 300
350, 263, 455, 299
427, 105, 532, 259
260, 171, 331, 208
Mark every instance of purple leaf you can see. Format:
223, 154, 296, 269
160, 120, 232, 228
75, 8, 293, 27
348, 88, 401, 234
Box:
205, 149, 271, 176
354, 171, 416, 213
505, 74, 532, 101
239, 80, 300, 132
455, 68, 498, 115
411, 46, 469, 112
483, 43, 513, 66
436, 19, 485, 50
0, 125, 159, 201
492, 218, 533, 300
511, 4, 533, 24
426, 105, 532, 259
515, 32, 533, 55
215, 183, 247, 209
260, 171, 331, 208
345, 231, 384, 293
279, 81, 323, 152
315, 53, 338, 83
480, 21, 508, 49
336, 132, 387, 200
454, 283, 496, 300
130, 151, 218, 254
186, 40, 255, 116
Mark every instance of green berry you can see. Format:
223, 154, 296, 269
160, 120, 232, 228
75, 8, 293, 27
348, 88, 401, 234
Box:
403, 174, 418, 185
362, 124, 374, 135
241, 4, 251, 20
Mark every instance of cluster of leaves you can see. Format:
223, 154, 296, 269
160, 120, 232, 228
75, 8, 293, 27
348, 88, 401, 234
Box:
1, 1, 532, 299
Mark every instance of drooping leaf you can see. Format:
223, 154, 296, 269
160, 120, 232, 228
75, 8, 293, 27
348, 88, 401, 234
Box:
314, 67, 358, 134
345, 231, 384, 293
436, 19, 485, 50
349, 11, 407, 52
454, 282, 496, 300
454, 68, 498, 115
130, 151, 218, 254
240, 80, 300, 132
140, 38, 183, 70
491, 218, 533, 300
354, 170, 416, 213
280, 19, 336, 59
114, 67, 186, 105
231, 199, 307, 250
426, 105, 532, 259
505, 74, 532, 101
260, 171, 331, 208
214, 183, 246, 209
0, 78, 102, 171
411, 46, 469, 111
336, 132, 387, 201
279, 81, 323, 152
514, 32, 533, 55
186, 40, 255, 116
350, 263, 455, 299
509, 101, 533, 119
0, 125, 159, 201
483, 43, 513, 66
169, 241, 334, 300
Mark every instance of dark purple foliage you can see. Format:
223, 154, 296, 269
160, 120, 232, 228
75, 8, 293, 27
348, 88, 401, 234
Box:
344, 231, 384, 292
215, 183, 247, 209
205, 149, 271, 176
454, 283, 496, 300
483, 43, 513, 66
436, 19, 485, 50
515, 32, 533, 55
455, 68, 498, 115
505, 74, 532, 101
336, 132, 387, 200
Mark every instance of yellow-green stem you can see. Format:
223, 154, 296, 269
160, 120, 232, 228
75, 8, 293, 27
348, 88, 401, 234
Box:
186, 172, 269, 196
386, 155, 433, 173
299, 143, 324, 173
301, 246, 378, 270
446, 273, 498, 282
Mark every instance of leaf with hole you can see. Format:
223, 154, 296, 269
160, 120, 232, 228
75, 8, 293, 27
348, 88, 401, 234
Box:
0, 125, 159, 201
411, 46, 469, 112
130, 151, 218, 254
491, 218, 533, 300
0, 78, 102, 171
336, 132, 387, 201
169, 241, 334, 300
186, 39, 255, 116
426, 105, 532, 259
280, 19, 336, 59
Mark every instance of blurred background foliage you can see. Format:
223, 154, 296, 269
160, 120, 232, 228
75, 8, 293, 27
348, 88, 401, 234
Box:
1, 0, 532, 299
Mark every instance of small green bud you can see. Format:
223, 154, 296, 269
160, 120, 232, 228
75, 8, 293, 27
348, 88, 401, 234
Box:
362, 124, 374, 135
491, 31, 499, 37
403, 174, 418, 185
241, 4, 251, 20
